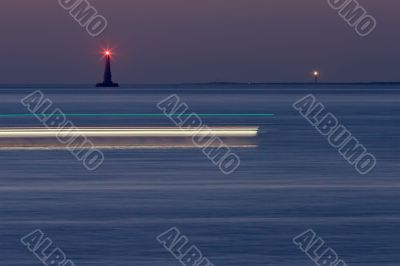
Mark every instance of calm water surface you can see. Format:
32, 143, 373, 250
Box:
0, 84, 399, 265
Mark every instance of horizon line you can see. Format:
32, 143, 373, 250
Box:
0, 81, 400, 87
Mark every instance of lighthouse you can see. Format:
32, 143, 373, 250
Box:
96, 50, 119, 87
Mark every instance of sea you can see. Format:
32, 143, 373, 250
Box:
0, 84, 399, 266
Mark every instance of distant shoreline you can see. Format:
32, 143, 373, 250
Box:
0, 82, 400, 88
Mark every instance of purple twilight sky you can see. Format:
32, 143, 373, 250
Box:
0, 0, 399, 84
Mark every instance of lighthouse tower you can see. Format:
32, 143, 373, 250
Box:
96, 51, 119, 87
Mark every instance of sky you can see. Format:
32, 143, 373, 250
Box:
0, 0, 399, 84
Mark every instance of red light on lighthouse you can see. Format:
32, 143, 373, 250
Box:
101, 48, 114, 58
104, 50, 111, 56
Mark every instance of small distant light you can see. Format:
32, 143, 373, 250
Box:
312, 70, 320, 83
105, 51, 110, 55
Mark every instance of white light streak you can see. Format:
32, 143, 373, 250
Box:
0, 127, 259, 138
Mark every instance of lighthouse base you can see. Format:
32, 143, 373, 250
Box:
96, 82, 119, 87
